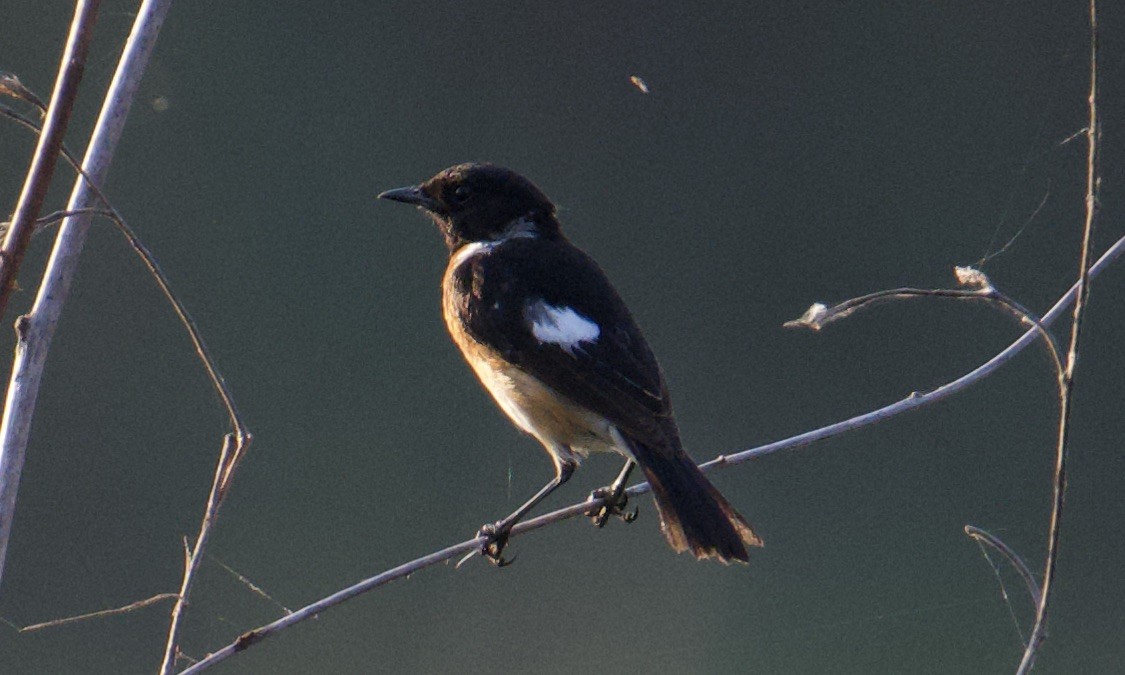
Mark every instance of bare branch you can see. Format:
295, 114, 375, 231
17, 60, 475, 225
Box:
0, 1, 99, 314
161, 434, 235, 674
4, 2, 253, 671
178, 232, 1125, 674
0, 72, 48, 112
1017, 2, 1099, 671
785, 286, 989, 331
785, 269, 1064, 391
4, 97, 248, 449
5, 8, 253, 671
19, 593, 178, 633
0, 0, 101, 590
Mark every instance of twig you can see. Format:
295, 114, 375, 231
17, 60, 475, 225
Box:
19, 205, 247, 443
0, 0, 101, 589
3, 93, 248, 449
19, 593, 178, 632
783, 271, 1064, 383
1016, 2, 1098, 672
0, 0, 99, 315
160, 435, 236, 675
5, 5, 251, 670
178, 233, 1125, 674
0, 72, 48, 112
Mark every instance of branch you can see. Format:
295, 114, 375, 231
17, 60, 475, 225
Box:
18, 593, 178, 633
0, 0, 101, 589
0, 107, 250, 483
162, 435, 235, 674
20, 205, 248, 444
4, 6, 251, 669
784, 268, 1064, 386
1016, 1, 1099, 671
0, 0, 99, 314
179, 233, 1125, 673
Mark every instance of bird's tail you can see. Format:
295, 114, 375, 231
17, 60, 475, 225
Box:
627, 438, 762, 564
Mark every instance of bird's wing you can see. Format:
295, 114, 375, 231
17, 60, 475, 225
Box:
448, 237, 678, 447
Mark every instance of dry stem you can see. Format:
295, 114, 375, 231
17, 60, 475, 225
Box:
0, 0, 101, 589
1015, 1, 1099, 672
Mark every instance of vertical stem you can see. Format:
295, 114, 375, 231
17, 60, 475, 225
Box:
159, 435, 233, 675
1015, 1, 1097, 672
0, 0, 101, 588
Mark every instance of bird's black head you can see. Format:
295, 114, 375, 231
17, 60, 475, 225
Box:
378, 163, 561, 250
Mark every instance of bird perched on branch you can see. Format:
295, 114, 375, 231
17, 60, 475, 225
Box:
378, 163, 761, 565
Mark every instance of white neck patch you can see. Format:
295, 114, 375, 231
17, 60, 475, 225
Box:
525, 300, 600, 355
449, 216, 540, 270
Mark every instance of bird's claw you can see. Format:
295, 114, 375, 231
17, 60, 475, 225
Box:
477, 522, 515, 567
586, 486, 638, 528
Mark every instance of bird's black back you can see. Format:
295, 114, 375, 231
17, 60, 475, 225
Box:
446, 235, 681, 452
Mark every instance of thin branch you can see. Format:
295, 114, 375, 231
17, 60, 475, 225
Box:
179, 234, 1125, 674
784, 271, 1064, 384
19, 593, 178, 632
20, 205, 248, 444
0, 72, 48, 112
0, 0, 101, 590
0, 0, 99, 314
1017, 2, 1098, 671
160, 435, 236, 675
3, 94, 248, 450
3, 2, 253, 671
5, 6, 252, 670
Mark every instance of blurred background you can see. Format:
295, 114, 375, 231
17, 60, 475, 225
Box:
1, 1, 1123, 673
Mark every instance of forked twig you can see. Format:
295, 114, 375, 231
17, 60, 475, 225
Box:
1, 85, 248, 467
784, 269, 1064, 387
3, 0, 251, 671
164, 434, 235, 674
5, 79, 251, 675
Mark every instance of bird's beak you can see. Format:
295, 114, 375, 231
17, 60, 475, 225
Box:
377, 185, 439, 212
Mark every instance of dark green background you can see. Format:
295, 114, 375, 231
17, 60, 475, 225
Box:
1, 2, 1123, 673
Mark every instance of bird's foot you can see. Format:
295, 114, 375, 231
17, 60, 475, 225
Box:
586, 485, 638, 528
476, 522, 516, 567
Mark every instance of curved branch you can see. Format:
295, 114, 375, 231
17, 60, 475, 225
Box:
3, 86, 249, 460
23, 206, 249, 450
179, 233, 1125, 674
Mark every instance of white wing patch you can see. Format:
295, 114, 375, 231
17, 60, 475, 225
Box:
526, 300, 600, 355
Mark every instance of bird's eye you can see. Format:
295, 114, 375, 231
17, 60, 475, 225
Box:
451, 185, 472, 204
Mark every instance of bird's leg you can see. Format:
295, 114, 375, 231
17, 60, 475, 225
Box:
477, 460, 576, 566
587, 458, 638, 528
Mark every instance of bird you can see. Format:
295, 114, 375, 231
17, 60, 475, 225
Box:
378, 163, 762, 565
